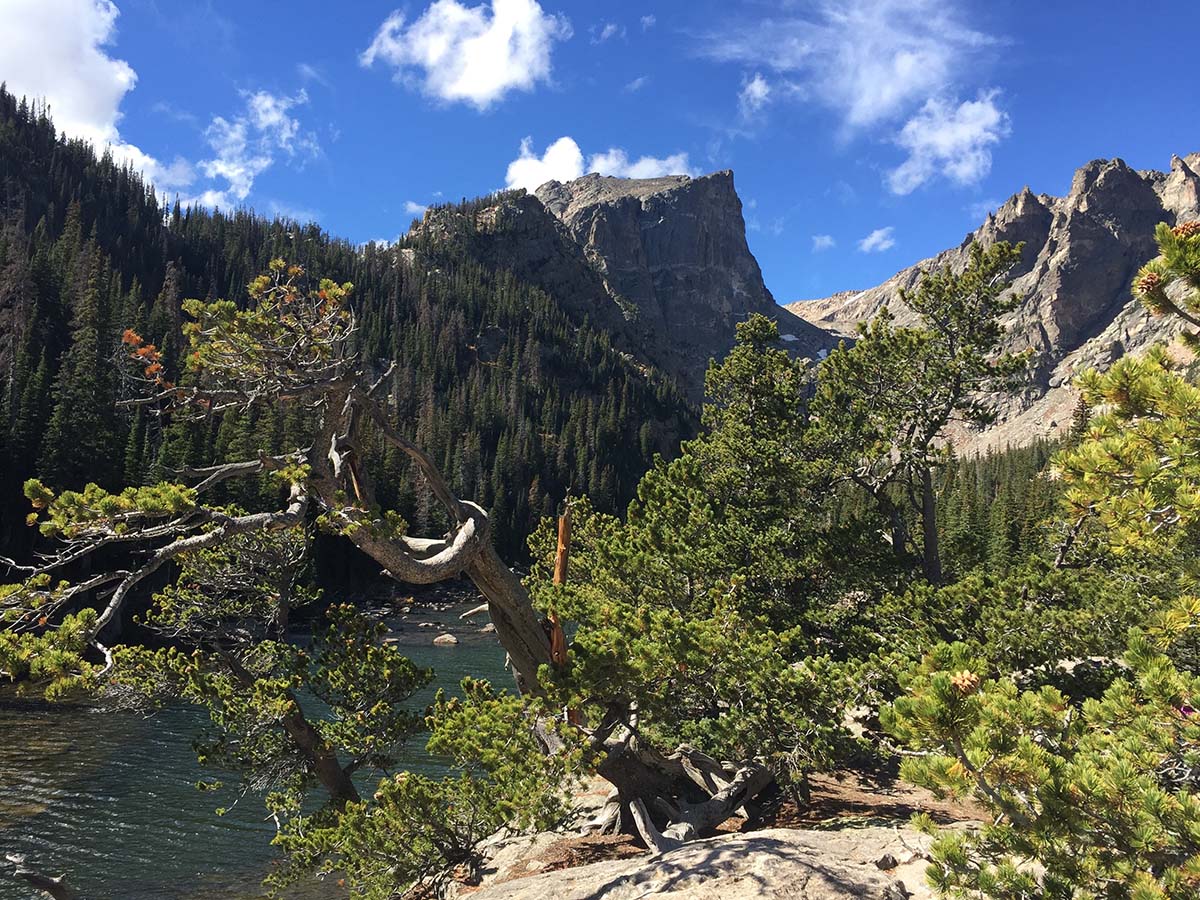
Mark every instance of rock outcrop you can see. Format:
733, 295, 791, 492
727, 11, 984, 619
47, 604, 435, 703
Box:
411, 172, 833, 402
789, 152, 1200, 450
462, 825, 934, 900
536, 172, 831, 396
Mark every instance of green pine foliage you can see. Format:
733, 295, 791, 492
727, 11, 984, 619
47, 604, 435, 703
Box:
0, 85, 693, 562
883, 634, 1200, 900
883, 221, 1200, 900
936, 441, 1060, 576
270, 679, 585, 899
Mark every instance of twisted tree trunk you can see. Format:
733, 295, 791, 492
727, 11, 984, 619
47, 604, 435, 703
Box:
312, 384, 553, 693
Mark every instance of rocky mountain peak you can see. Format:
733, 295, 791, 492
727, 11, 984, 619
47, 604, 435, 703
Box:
406, 170, 829, 402
1157, 153, 1200, 221
788, 151, 1200, 451
533, 170, 828, 396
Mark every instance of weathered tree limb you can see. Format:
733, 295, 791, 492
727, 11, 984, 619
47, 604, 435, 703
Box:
4, 854, 79, 900
92, 483, 309, 637
579, 789, 623, 836
629, 798, 681, 854
180, 450, 306, 494
308, 385, 552, 693
594, 731, 777, 846
659, 762, 775, 842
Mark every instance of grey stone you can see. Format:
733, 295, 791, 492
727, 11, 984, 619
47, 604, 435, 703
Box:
788, 151, 1200, 452
464, 825, 936, 900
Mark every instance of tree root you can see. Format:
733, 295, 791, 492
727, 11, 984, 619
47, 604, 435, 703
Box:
594, 738, 775, 848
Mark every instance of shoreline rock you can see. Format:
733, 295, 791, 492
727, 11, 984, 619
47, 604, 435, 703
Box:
459, 825, 934, 900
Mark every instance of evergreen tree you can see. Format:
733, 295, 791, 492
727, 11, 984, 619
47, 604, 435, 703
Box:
809, 242, 1029, 582
38, 246, 119, 488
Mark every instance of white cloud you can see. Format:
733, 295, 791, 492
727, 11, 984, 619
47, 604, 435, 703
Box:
624, 75, 649, 92
360, 0, 572, 110
812, 234, 836, 252
504, 136, 697, 192
589, 148, 696, 180
858, 226, 896, 253
0, 0, 193, 190
738, 72, 771, 118
404, 200, 429, 215
592, 22, 623, 43
704, 0, 995, 131
245, 89, 309, 151
296, 62, 329, 87
191, 90, 319, 209
887, 91, 1009, 194
641, 14, 656, 30
266, 199, 320, 223
505, 136, 586, 191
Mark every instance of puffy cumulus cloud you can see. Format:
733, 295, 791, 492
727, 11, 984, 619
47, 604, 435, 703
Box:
244, 89, 317, 155
811, 234, 836, 252
190, 90, 319, 209
858, 226, 896, 253
0, 0, 193, 190
505, 136, 586, 191
360, 0, 572, 109
641, 15, 656, 30
887, 91, 1009, 194
703, 0, 995, 130
738, 73, 771, 118
504, 136, 697, 192
404, 200, 429, 215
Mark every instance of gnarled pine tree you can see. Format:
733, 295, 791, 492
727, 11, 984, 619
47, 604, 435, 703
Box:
4, 260, 553, 696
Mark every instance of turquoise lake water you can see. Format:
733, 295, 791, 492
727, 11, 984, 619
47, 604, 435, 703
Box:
0, 600, 512, 900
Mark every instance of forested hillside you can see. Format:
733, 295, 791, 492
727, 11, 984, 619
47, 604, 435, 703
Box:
0, 86, 694, 561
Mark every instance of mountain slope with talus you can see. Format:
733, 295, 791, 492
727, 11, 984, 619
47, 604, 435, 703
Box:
788, 152, 1200, 451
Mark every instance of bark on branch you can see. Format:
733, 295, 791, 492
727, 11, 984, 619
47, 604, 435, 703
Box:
4, 854, 80, 900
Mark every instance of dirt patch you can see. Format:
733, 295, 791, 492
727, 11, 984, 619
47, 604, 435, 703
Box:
455, 833, 644, 894
743, 769, 987, 831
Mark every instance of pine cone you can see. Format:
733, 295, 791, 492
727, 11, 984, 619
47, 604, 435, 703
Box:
1173, 221, 1200, 239
949, 670, 980, 695
1136, 270, 1165, 296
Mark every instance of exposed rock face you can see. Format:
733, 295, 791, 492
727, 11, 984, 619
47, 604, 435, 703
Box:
789, 152, 1200, 451
536, 172, 831, 397
462, 825, 934, 900
412, 172, 832, 403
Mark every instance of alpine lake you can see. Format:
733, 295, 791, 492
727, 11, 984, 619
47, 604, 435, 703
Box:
0, 593, 512, 900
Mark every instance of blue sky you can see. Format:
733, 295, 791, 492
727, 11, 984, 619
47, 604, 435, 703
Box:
1, 0, 1195, 302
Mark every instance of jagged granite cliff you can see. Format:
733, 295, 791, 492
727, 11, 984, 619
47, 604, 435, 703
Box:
789, 153, 1200, 450
534, 172, 829, 393
412, 171, 831, 401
